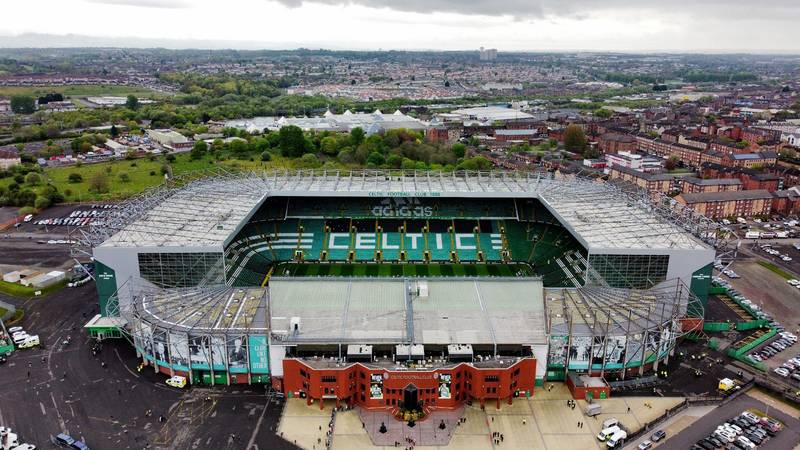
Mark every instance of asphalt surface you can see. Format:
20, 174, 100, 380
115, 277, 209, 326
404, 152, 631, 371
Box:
657, 395, 800, 450
0, 283, 300, 450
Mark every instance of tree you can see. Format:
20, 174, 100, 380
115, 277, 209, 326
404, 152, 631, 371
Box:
451, 143, 466, 158
125, 95, 139, 110
68, 173, 83, 183
367, 151, 385, 166
563, 124, 587, 153
350, 127, 365, 147
444, 80, 451, 87
593, 108, 613, 118
260, 151, 272, 162
320, 136, 339, 155
24, 172, 42, 186
118, 172, 131, 183
88, 173, 109, 194
190, 140, 208, 160
110, 124, 119, 137
664, 156, 679, 171
300, 153, 321, 168
10, 95, 36, 114
386, 154, 403, 168
278, 125, 307, 157
34, 196, 50, 210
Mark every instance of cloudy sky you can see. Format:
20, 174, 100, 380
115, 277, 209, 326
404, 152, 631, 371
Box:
1, 0, 798, 52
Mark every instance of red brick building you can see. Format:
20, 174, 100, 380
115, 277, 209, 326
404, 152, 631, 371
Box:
681, 176, 742, 194
280, 357, 537, 411
597, 133, 636, 154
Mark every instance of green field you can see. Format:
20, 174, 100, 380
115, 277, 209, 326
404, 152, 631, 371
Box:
273, 262, 535, 278
0, 279, 67, 298
0, 84, 163, 99
3, 151, 347, 202
757, 261, 793, 280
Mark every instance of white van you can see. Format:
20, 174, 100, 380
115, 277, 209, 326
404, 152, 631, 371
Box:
606, 430, 627, 448
12, 333, 29, 345
745, 231, 760, 239
19, 335, 39, 349
597, 425, 621, 442
602, 418, 619, 429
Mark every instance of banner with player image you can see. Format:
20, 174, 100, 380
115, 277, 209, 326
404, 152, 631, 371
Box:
438, 373, 452, 399
139, 322, 154, 362
153, 329, 170, 365
211, 336, 226, 371
188, 335, 212, 369
547, 335, 569, 367
568, 336, 591, 369
591, 336, 606, 366
369, 374, 384, 399
602, 336, 627, 368
227, 335, 248, 373
169, 332, 190, 371
625, 333, 644, 365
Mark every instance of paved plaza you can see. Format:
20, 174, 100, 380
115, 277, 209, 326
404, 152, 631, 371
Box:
278, 384, 685, 450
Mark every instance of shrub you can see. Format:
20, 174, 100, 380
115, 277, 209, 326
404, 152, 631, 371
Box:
118, 172, 130, 183
24, 173, 42, 186
34, 196, 50, 209
68, 173, 83, 183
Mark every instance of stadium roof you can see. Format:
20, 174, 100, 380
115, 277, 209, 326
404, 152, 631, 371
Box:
447, 106, 534, 122
269, 278, 547, 346
545, 278, 696, 337
132, 286, 268, 334
93, 170, 714, 252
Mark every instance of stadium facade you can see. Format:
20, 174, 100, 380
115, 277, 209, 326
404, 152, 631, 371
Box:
79, 170, 719, 409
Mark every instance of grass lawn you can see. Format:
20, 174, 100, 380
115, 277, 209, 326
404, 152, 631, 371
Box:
2, 151, 348, 203
0, 279, 67, 298
0, 84, 163, 99
273, 262, 535, 278
757, 261, 793, 280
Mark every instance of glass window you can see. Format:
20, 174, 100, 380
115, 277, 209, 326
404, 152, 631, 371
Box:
138, 252, 225, 288
587, 254, 669, 289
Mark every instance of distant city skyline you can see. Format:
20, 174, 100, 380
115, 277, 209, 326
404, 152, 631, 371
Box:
1, 0, 799, 53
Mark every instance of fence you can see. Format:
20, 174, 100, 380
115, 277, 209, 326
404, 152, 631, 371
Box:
703, 322, 731, 332
607, 375, 660, 392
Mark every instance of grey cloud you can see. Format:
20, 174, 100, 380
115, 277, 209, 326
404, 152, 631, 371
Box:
273, 0, 800, 20
87, 0, 190, 9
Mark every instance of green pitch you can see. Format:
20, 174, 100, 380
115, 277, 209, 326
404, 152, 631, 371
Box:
272, 262, 535, 278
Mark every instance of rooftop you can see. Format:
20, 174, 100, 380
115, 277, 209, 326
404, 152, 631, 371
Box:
269, 278, 547, 346
132, 286, 268, 334
679, 189, 773, 203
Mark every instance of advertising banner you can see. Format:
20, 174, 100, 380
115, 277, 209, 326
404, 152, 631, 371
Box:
248, 335, 270, 374
370, 374, 384, 399
438, 373, 452, 399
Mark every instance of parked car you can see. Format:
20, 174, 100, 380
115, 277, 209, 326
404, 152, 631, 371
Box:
650, 430, 666, 442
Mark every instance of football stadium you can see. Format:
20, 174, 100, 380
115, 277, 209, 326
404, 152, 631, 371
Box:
79, 169, 720, 409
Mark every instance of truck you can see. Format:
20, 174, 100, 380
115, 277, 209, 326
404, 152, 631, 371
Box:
745, 231, 760, 239
585, 403, 602, 417
760, 231, 777, 239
